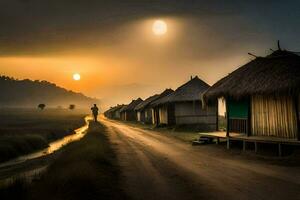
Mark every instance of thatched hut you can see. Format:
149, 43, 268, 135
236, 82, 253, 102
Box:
135, 89, 173, 124
104, 107, 114, 118
120, 98, 143, 121
204, 50, 300, 140
105, 105, 125, 119
151, 76, 217, 130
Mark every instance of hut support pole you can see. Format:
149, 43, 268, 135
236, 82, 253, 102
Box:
226, 98, 230, 137
254, 142, 258, 153
278, 143, 282, 157
294, 96, 300, 141
216, 137, 220, 145
227, 138, 230, 149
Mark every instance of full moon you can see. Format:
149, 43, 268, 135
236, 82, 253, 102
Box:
73, 73, 81, 81
152, 20, 167, 36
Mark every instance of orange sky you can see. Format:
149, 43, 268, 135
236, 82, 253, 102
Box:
1, 5, 298, 110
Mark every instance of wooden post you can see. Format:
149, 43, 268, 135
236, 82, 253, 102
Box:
278, 143, 282, 157
243, 141, 246, 151
254, 142, 258, 153
227, 138, 230, 149
226, 98, 230, 137
294, 95, 300, 141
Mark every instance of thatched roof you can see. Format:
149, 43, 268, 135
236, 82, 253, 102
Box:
135, 94, 159, 111
111, 105, 125, 113
104, 104, 125, 115
151, 76, 210, 106
204, 50, 300, 100
135, 89, 173, 111
120, 98, 143, 112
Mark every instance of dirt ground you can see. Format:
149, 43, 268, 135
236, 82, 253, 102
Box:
102, 118, 300, 200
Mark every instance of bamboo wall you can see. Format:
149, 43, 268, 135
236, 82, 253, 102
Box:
251, 95, 298, 139
159, 105, 168, 124
115, 110, 121, 119
144, 108, 152, 124
174, 101, 216, 130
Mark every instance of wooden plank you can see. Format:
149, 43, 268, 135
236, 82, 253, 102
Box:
199, 131, 300, 144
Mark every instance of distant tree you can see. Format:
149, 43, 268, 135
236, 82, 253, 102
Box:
69, 104, 75, 110
38, 103, 46, 110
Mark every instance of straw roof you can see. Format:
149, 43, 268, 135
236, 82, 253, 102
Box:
204, 50, 300, 101
111, 104, 125, 113
135, 89, 173, 111
104, 104, 125, 115
135, 94, 159, 111
151, 76, 210, 106
120, 98, 143, 112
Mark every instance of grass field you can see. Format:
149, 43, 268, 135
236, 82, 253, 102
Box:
0, 108, 87, 162
0, 122, 127, 200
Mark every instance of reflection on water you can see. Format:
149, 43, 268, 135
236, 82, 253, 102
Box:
0, 116, 92, 168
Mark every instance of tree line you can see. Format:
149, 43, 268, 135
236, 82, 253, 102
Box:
0, 76, 99, 107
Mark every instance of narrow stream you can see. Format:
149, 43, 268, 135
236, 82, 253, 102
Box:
0, 116, 92, 174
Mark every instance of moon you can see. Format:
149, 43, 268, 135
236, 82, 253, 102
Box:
73, 73, 81, 81
152, 20, 167, 36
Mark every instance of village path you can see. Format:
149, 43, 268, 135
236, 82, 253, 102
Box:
101, 118, 300, 200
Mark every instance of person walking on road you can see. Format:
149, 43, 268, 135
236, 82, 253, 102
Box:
91, 104, 99, 122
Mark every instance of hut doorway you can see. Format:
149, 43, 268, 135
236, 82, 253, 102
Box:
227, 98, 249, 134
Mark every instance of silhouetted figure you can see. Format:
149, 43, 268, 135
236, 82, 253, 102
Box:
91, 104, 99, 122
38, 103, 46, 110
69, 104, 76, 110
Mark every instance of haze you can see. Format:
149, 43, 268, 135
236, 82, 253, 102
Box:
1, 0, 300, 109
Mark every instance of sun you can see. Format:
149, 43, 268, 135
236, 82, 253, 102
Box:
73, 73, 81, 81
152, 20, 167, 36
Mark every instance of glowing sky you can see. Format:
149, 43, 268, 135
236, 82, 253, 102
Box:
1, 1, 300, 109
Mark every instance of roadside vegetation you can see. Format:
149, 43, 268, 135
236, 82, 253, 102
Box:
0, 108, 87, 162
0, 122, 127, 200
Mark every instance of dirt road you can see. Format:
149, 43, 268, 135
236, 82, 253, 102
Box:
102, 118, 300, 200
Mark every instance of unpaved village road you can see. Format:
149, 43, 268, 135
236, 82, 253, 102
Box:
101, 118, 300, 200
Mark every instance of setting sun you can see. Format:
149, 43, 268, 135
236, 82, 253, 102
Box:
152, 20, 167, 35
73, 73, 81, 81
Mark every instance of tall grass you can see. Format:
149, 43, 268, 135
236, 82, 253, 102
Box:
0, 135, 48, 162
0, 108, 87, 162
0, 122, 127, 200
